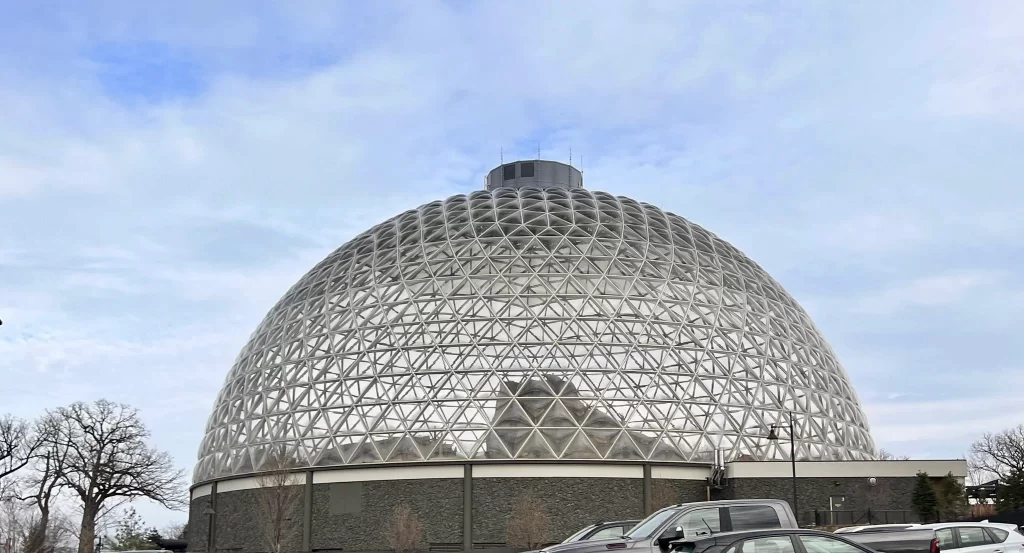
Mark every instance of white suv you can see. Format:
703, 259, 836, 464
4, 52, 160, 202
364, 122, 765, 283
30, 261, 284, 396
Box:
911, 522, 1023, 553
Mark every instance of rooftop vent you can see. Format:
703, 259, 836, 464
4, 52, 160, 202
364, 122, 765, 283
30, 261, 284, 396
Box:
486, 160, 583, 191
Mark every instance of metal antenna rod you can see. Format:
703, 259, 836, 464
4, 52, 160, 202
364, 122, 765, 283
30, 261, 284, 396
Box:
500, 147, 503, 164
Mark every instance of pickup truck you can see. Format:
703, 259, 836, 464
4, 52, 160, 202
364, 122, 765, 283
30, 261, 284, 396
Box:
838, 527, 939, 553
536, 500, 799, 553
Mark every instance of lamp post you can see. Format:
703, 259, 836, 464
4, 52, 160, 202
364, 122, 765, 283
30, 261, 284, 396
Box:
767, 412, 798, 525
202, 505, 216, 553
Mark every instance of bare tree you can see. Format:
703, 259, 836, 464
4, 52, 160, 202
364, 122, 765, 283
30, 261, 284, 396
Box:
160, 522, 186, 540
384, 503, 423, 553
21, 415, 73, 553
0, 415, 40, 499
506, 491, 550, 550
255, 448, 305, 553
44, 509, 76, 553
877, 449, 910, 461
0, 498, 31, 553
40, 400, 185, 553
969, 425, 1024, 482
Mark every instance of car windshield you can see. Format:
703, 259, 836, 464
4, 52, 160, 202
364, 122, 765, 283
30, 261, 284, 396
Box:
626, 509, 679, 539
562, 526, 596, 543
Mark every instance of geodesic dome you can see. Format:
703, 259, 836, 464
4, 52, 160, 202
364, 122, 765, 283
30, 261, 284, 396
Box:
194, 170, 875, 483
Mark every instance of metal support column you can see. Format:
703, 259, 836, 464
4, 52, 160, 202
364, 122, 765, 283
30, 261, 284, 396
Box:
208, 481, 218, 553
789, 412, 798, 526
463, 464, 473, 551
643, 464, 653, 515
303, 470, 313, 552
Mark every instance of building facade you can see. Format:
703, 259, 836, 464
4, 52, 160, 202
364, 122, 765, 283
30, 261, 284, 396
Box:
188, 160, 961, 552
188, 459, 967, 552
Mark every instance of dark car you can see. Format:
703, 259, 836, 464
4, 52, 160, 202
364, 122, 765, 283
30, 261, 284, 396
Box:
537, 500, 798, 553
524, 521, 643, 553
668, 528, 885, 553
839, 528, 940, 553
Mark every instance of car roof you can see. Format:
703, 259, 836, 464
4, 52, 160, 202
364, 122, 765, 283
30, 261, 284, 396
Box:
655, 499, 788, 516
596, 520, 641, 526
665, 499, 788, 509
835, 524, 914, 533
914, 522, 1020, 530
683, 528, 840, 544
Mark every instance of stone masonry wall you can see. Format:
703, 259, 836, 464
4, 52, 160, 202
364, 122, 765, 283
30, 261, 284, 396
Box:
217, 486, 304, 553
651, 479, 710, 509
725, 477, 920, 525
311, 478, 463, 552
187, 497, 209, 552
188, 473, 927, 552
472, 477, 644, 545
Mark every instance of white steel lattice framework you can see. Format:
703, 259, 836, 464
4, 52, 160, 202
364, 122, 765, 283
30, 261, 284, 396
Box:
195, 185, 876, 483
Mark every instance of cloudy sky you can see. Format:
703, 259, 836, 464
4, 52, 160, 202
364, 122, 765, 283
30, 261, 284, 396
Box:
2, 1, 1022, 527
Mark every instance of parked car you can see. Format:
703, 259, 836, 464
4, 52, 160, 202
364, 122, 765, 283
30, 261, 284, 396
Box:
537, 500, 799, 553
913, 522, 1024, 553
668, 528, 881, 553
837, 521, 1024, 553
837, 527, 939, 553
523, 521, 642, 553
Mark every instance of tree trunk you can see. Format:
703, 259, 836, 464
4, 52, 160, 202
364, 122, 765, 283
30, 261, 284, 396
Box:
78, 502, 98, 553
24, 508, 50, 553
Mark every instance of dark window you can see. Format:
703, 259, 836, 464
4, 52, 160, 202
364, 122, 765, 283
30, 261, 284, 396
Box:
329, 482, 362, 514
520, 162, 535, 178
729, 505, 781, 531
957, 527, 993, 547
503, 164, 516, 180
736, 536, 796, 553
935, 529, 956, 550
796, 536, 862, 553
986, 528, 1009, 543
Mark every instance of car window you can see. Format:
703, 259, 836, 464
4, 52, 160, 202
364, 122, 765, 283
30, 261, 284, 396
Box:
590, 526, 626, 540
670, 508, 721, 539
627, 510, 680, 539
730, 505, 782, 531
797, 535, 863, 553
986, 528, 1009, 543
736, 536, 796, 553
957, 527, 993, 547
935, 529, 956, 550
563, 525, 596, 543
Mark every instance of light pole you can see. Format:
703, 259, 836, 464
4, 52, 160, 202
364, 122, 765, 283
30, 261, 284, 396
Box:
767, 412, 798, 525
202, 505, 216, 553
